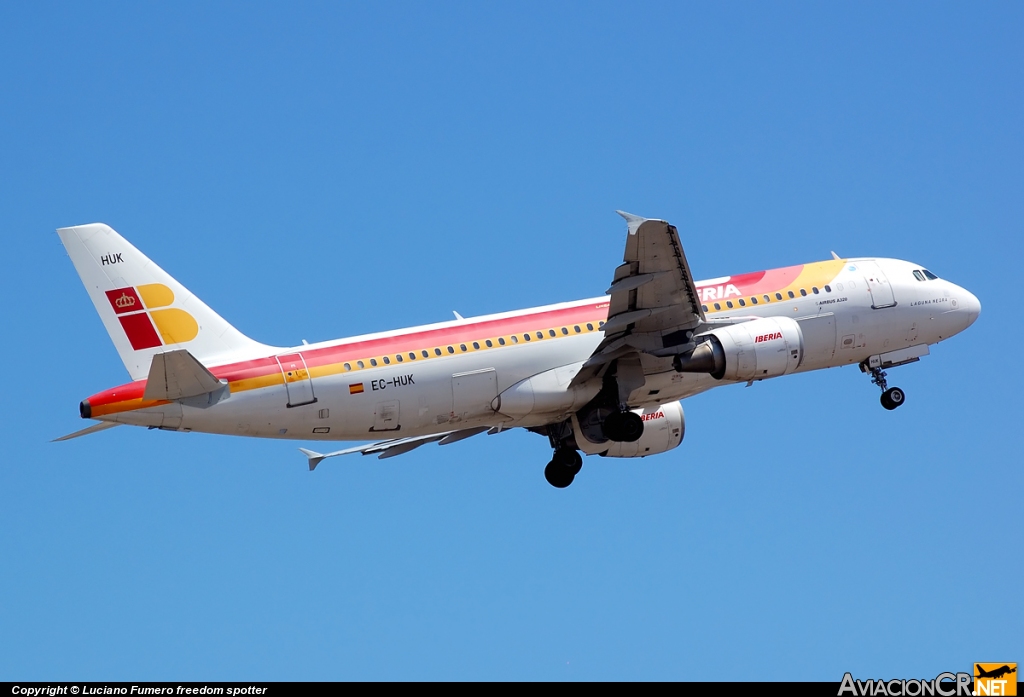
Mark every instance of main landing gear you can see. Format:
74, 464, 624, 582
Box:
544, 448, 583, 488
865, 364, 906, 411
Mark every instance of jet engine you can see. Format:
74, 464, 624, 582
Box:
675, 316, 803, 382
572, 401, 685, 458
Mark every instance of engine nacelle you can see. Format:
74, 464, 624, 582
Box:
492, 362, 601, 418
679, 316, 804, 382
573, 401, 685, 458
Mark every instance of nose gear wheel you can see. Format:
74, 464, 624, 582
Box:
864, 363, 906, 410
881, 386, 906, 410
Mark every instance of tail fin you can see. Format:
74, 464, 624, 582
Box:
58, 223, 274, 380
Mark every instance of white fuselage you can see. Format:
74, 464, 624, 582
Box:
96, 257, 980, 442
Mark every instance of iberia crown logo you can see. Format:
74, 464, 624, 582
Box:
104, 284, 198, 350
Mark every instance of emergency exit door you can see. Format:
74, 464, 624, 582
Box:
276, 353, 317, 407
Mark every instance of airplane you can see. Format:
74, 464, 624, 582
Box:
975, 665, 1016, 680
55, 212, 981, 488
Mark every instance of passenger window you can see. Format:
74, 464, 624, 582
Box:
523, 334, 531, 341
738, 299, 746, 307
370, 358, 378, 366
726, 301, 734, 308
510, 336, 518, 344
434, 348, 442, 356
586, 323, 593, 331
537, 331, 544, 339
473, 342, 480, 349
447, 346, 455, 354
549, 329, 557, 337
775, 293, 783, 300
574, 325, 581, 333
751, 297, 758, 305
498, 337, 506, 346
923, 269, 939, 280
561, 327, 569, 335
701, 304, 708, 312
599, 321, 605, 328
421, 350, 429, 358
812, 287, 819, 294
788, 291, 795, 299
344, 362, 351, 371
357, 360, 365, 368
384, 356, 391, 365
800, 289, 807, 297
764, 295, 770, 302
486, 339, 493, 347
459, 344, 467, 352
824, 285, 831, 293
396, 354, 403, 363
409, 353, 416, 360
714, 302, 721, 311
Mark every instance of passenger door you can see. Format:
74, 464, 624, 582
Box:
862, 261, 897, 309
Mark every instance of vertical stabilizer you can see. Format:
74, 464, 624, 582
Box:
58, 223, 275, 380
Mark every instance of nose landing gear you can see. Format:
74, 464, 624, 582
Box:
863, 363, 906, 411
544, 448, 583, 488
880, 386, 906, 410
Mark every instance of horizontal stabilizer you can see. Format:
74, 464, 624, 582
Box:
53, 421, 121, 442
143, 349, 225, 401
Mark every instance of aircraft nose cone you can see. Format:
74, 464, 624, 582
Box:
962, 290, 981, 328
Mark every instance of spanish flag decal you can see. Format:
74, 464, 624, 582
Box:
349, 383, 364, 395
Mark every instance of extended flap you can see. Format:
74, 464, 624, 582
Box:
143, 349, 224, 401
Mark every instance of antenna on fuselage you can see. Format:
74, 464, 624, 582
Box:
831, 251, 841, 260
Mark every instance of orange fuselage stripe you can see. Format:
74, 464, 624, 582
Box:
86, 259, 847, 416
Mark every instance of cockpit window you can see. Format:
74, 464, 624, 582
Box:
913, 270, 925, 282
922, 269, 939, 280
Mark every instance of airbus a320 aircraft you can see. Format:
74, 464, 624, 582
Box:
56, 213, 980, 487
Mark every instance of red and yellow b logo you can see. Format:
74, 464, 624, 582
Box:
105, 284, 198, 350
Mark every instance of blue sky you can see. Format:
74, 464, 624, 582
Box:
1, 2, 1021, 681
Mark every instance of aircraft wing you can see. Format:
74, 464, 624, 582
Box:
572, 211, 705, 385
299, 425, 505, 470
